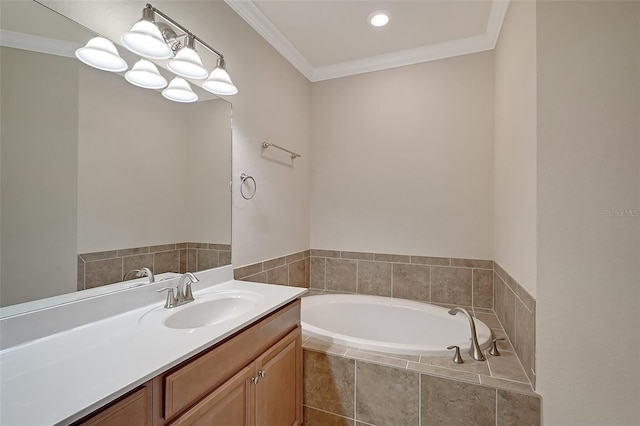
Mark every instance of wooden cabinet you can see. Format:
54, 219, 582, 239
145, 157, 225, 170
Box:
77, 300, 302, 426
171, 327, 302, 426
74, 382, 152, 426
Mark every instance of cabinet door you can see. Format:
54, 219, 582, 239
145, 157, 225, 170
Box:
170, 363, 256, 426
255, 327, 302, 426
78, 383, 152, 426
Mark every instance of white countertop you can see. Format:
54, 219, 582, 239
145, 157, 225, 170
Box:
0, 272, 306, 426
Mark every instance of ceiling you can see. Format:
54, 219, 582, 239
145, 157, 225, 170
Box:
225, 0, 510, 82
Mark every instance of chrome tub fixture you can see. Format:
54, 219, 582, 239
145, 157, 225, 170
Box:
448, 307, 486, 361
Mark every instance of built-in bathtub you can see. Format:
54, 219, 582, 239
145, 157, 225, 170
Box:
301, 294, 492, 356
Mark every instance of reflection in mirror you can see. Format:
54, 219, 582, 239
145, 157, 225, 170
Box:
0, 1, 232, 312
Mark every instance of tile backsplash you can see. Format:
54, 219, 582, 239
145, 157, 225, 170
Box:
494, 262, 536, 387
234, 250, 310, 288
309, 250, 494, 309
77, 242, 231, 290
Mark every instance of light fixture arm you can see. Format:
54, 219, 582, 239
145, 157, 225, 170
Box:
145, 3, 225, 61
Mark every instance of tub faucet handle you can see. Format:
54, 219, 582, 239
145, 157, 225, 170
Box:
489, 337, 505, 356
447, 345, 464, 364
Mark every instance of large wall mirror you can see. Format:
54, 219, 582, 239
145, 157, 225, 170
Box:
0, 1, 232, 312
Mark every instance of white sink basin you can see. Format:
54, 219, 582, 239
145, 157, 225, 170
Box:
140, 290, 264, 330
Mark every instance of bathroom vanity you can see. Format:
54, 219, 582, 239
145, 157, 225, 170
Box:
0, 267, 305, 426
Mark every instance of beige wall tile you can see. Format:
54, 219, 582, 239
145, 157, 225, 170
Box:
357, 261, 391, 296
407, 362, 480, 384
286, 251, 305, 263
497, 390, 540, 426
234, 262, 262, 279
411, 256, 450, 266
421, 375, 496, 426
479, 376, 534, 394
303, 406, 354, 426
344, 350, 408, 369
356, 362, 419, 425
289, 259, 307, 288
451, 258, 493, 269
266, 265, 289, 286
150, 243, 177, 252
473, 269, 494, 309
209, 243, 231, 250
431, 267, 472, 306
392, 263, 430, 302
303, 351, 355, 418
311, 249, 340, 258
122, 254, 153, 278
341, 251, 373, 260
77, 257, 85, 291
79, 250, 117, 262
85, 258, 122, 289
486, 351, 529, 383
179, 249, 187, 274
197, 250, 219, 271
242, 272, 268, 283
515, 301, 536, 386
186, 249, 197, 271
176, 242, 188, 249
374, 253, 411, 263
186, 242, 207, 249
263, 256, 286, 270
310, 257, 326, 289
305, 257, 311, 287
326, 258, 357, 292
117, 246, 149, 257
494, 262, 507, 280
153, 250, 180, 274
219, 250, 231, 266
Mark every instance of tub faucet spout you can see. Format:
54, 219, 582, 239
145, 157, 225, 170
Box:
448, 307, 485, 361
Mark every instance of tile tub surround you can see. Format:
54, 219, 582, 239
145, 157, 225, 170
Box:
234, 250, 311, 288
77, 242, 231, 290
309, 250, 494, 309
494, 262, 536, 387
302, 339, 540, 426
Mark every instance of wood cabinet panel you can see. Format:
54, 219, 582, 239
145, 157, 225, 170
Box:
162, 301, 300, 420
255, 328, 302, 426
77, 382, 152, 426
169, 364, 255, 426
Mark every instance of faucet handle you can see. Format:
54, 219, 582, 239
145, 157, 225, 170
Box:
489, 337, 506, 356
446, 345, 464, 364
183, 282, 195, 302
157, 287, 177, 308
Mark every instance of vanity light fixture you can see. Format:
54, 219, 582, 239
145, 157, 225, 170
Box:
167, 35, 208, 79
77, 3, 238, 101
124, 59, 168, 89
121, 5, 173, 59
368, 10, 391, 27
162, 77, 198, 103
202, 57, 238, 96
75, 37, 128, 72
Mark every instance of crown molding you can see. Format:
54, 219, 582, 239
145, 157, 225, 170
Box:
224, 0, 510, 82
0, 30, 80, 58
224, 0, 314, 80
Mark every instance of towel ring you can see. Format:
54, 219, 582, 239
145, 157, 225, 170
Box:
240, 173, 256, 200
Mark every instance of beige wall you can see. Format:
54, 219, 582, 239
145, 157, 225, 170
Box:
493, 0, 537, 297
310, 52, 494, 259
536, 1, 640, 424
0, 48, 79, 305
43, 1, 312, 268
77, 65, 189, 253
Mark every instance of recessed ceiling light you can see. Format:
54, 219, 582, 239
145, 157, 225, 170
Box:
368, 10, 390, 27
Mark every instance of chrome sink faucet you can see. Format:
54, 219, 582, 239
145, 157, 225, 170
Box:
157, 272, 200, 308
448, 307, 486, 361
123, 267, 155, 284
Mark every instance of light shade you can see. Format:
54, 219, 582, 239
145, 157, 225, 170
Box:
125, 59, 168, 89
75, 37, 128, 72
121, 20, 172, 59
167, 37, 208, 79
202, 58, 238, 95
162, 77, 198, 103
